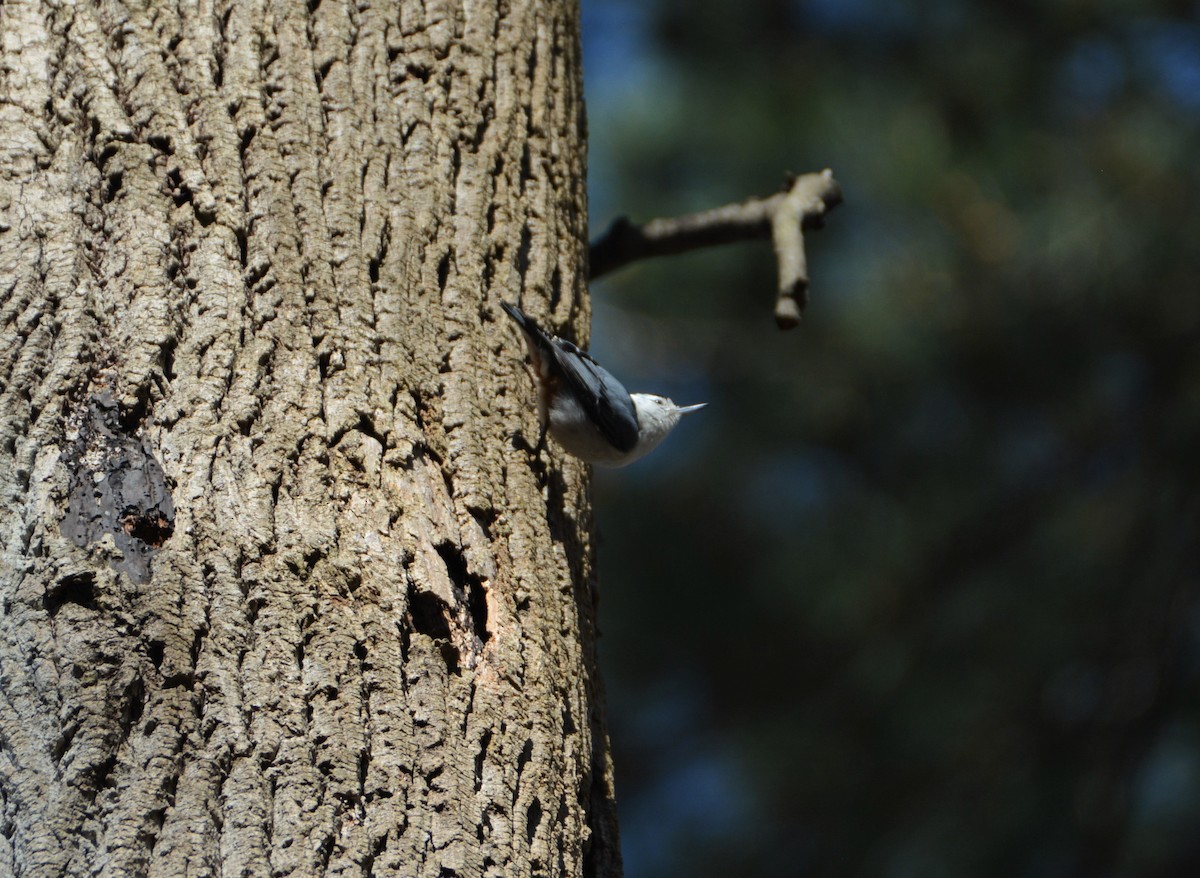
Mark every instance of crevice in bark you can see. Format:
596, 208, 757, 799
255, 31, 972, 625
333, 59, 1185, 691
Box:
160, 336, 177, 382
516, 222, 532, 287
362, 833, 387, 874
515, 738, 533, 795
526, 796, 543, 843
123, 676, 146, 727
434, 540, 490, 644
147, 134, 174, 155
407, 584, 459, 673
235, 224, 251, 272
44, 571, 98, 615
103, 169, 124, 202
163, 166, 194, 210
548, 266, 562, 311
474, 728, 492, 792
93, 754, 119, 796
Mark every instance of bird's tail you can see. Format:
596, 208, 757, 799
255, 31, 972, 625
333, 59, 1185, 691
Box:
500, 301, 539, 335
500, 301, 555, 354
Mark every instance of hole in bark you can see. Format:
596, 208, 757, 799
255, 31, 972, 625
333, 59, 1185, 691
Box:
466, 578, 489, 643
120, 506, 175, 547
437, 250, 451, 290
434, 541, 490, 643
526, 797, 543, 843
95, 754, 118, 791
147, 134, 174, 154
116, 396, 149, 434
124, 677, 145, 726
103, 170, 124, 202
44, 572, 97, 615
408, 586, 458, 673
148, 640, 165, 669
409, 589, 449, 639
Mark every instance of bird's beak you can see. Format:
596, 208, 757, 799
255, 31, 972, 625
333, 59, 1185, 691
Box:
676, 403, 707, 415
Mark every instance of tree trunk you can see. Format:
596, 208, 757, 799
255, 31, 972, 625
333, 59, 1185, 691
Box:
0, 0, 619, 875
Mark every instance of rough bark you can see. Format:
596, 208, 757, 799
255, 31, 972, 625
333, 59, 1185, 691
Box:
0, 1, 619, 876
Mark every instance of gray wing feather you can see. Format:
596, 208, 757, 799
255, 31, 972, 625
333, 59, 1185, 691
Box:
501, 303, 639, 453
549, 338, 640, 453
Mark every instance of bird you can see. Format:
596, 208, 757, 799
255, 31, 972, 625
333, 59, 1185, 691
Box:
501, 301, 706, 466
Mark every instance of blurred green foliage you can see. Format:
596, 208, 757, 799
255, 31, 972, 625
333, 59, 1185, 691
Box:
580, 0, 1200, 875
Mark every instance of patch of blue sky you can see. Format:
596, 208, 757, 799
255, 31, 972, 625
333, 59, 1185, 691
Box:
1132, 18, 1200, 111
581, 0, 686, 221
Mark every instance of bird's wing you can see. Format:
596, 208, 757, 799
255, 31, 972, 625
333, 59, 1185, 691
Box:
549, 338, 640, 453
501, 302, 639, 453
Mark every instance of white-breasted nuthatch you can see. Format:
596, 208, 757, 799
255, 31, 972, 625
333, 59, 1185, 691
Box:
501, 301, 706, 466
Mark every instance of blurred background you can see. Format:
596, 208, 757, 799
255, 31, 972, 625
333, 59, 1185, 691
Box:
579, 1, 1200, 876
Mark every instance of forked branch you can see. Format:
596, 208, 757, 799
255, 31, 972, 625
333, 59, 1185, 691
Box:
588, 169, 843, 329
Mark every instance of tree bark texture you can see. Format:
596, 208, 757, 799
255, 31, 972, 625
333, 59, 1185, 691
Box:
0, 1, 619, 876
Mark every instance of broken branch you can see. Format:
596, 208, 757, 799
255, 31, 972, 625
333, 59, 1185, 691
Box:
588, 169, 842, 329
